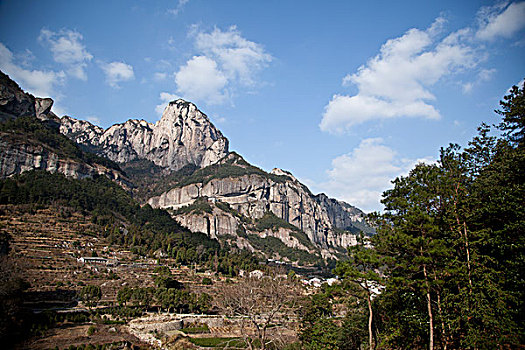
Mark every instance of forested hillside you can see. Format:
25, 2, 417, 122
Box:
0, 169, 259, 271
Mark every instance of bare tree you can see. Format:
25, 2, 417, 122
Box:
216, 270, 302, 350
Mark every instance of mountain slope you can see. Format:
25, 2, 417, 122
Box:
147, 153, 363, 251
57, 94, 370, 261
0, 70, 370, 264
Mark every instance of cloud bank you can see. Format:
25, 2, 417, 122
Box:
476, 1, 525, 40
320, 18, 477, 133
314, 138, 434, 212
320, 1, 525, 134
38, 29, 92, 81
174, 26, 272, 105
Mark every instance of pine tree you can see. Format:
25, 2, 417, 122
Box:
335, 233, 383, 350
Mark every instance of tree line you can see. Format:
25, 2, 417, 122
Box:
302, 83, 524, 349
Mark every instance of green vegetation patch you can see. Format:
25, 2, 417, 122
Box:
254, 211, 297, 232
180, 323, 210, 334
247, 234, 320, 265
124, 161, 199, 201
253, 212, 316, 250
175, 154, 288, 188
174, 197, 213, 215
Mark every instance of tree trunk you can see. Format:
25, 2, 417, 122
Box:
423, 263, 434, 350
358, 280, 376, 350
436, 288, 448, 350
366, 289, 373, 350
462, 221, 473, 292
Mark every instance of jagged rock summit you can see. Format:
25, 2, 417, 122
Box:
60, 99, 229, 171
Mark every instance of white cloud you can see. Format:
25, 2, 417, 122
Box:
38, 29, 92, 80
155, 92, 180, 116
0, 42, 65, 98
153, 72, 168, 81
99, 61, 135, 88
195, 26, 272, 86
320, 18, 477, 133
314, 138, 434, 212
479, 68, 497, 81
175, 55, 228, 104
476, 1, 525, 41
167, 0, 190, 16
174, 26, 271, 105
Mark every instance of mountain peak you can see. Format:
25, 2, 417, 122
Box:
159, 98, 210, 125
60, 98, 229, 171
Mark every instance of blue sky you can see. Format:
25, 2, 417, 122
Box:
1, 0, 524, 211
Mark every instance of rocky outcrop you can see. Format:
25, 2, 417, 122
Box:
149, 173, 328, 246
0, 70, 128, 184
1, 71, 35, 121
175, 206, 240, 240
148, 156, 365, 250
174, 205, 314, 254
0, 71, 58, 122
0, 134, 127, 183
60, 100, 229, 171
314, 193, 364, 229
60, 116, 105, 146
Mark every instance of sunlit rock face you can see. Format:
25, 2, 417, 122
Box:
0, 136, 128, 185
148, 161, 366, 251
60, 99, 229, 171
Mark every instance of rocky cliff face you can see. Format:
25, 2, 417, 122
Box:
314, 193, 363, 230
174, 206, 313, 253
147, 154, 364, 252
0, 70, 128, 184
0, 71, 57, 122
60, 100, 229, 171
0, 135, 126, 182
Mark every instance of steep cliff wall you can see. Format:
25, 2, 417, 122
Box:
148, 156, 365, 250
0, 134, 127, 183
314, 193, 364, 229
0, 70, 128, 184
